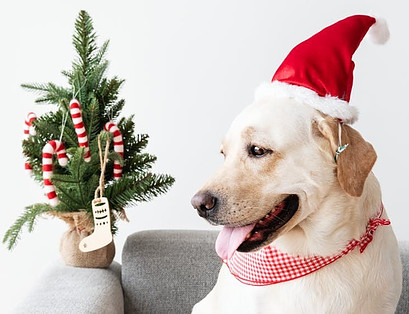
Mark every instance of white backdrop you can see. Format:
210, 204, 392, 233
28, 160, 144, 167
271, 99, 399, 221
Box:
1, 0, 408, 311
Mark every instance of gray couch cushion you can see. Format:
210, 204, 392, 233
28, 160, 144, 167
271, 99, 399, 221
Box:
122, 230, 220, 314
397, 241, 409, 314
14, 260, 123, 314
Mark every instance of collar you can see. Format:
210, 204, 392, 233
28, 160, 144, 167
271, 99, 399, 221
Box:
223, 204, 390, 286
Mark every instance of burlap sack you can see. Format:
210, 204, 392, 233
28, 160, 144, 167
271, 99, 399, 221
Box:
49, 211, 115, 268
60, 228, 115, 268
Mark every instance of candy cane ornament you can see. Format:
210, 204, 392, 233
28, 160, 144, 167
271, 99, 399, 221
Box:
69, 99, 91, 162
104, 122, 124, 180
23, 112, 37, 174
42, 140, 68, 207
24, 112, 37, 138
25, 162, 33, 174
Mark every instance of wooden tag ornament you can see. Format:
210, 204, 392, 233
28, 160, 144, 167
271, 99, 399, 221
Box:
79, 197, 113, 252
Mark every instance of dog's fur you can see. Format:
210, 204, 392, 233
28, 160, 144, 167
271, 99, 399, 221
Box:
192, 96, 402, 313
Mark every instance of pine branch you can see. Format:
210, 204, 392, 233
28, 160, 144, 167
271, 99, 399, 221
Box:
21, 83, 71, 105
72, 10, 97, 76
65, 148, 87, 204
108, 99, 125, 121
85, 95, 101, 142
124, 153, 157, 172
92, 40, 109, 65
61, 69, 73, 81
72, 70, 87, 106
134, 134, 150, 152
3, 203, 53, 250
87, 60, 109, 93
104, 174, 150, 210
50, 148, 91, 210
86, 174, 100, 200
53, 181, 88, 211
96, 77, 125, 121
100, 77, 124, 103
118, 116, 144, 154
105, 173, 175, 210
62, 125, 80, 148
145, 174, 175, 198
21, 83, 51, 93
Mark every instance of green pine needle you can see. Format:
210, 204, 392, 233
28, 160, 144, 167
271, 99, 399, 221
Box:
3, 203, 53, 250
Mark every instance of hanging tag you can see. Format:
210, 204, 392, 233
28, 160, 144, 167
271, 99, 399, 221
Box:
79, 197, 113, 252
334, 144, 349, 163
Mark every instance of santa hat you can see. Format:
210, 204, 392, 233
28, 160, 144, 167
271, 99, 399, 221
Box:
255, 15, 389, 124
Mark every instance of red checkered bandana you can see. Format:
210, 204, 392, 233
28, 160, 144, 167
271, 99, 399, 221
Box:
224, 205, 390, 286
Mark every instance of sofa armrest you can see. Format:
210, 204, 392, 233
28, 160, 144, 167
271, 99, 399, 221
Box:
14, 260, 123, 314
122, 230, 221, 314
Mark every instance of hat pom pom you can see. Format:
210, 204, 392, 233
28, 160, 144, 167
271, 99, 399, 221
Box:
368, 17, 390, 45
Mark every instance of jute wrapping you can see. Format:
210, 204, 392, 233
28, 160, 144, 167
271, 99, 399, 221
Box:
49, 211, 115, 268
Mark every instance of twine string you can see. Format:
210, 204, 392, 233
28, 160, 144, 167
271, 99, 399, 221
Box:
59, 111, 68, 143
94, 134, 110, 200
72, 78, 88, 99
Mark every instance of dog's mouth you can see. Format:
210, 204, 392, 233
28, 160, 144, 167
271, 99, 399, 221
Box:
238, 194, 299, 252
215, 194, 299, 260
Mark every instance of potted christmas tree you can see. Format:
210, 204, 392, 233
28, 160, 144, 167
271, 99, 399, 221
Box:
3, 10, 174, 268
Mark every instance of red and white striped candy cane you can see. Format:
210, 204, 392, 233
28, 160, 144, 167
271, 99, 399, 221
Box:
24, 112, 37, 139
104, 122, 124, 180
42, 140, 68, 207
69, 99, 91, 162
23, 112, 37, 174
25, 162, 33, 174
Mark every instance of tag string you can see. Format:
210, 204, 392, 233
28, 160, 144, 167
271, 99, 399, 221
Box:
59, 111, 68, 143
72, 79, 88, 99
94, 134, 110, 200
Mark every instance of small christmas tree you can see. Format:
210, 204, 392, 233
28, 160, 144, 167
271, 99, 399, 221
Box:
3, 10, 174, 250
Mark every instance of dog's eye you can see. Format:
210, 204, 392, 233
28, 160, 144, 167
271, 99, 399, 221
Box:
249, 145, 270, 157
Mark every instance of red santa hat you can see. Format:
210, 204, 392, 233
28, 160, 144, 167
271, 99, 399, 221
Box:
255, 15, 389, 124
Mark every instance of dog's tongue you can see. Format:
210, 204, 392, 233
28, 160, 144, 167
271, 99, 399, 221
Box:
215, 224, 256, 260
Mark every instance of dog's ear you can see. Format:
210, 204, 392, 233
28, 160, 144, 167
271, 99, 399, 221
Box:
316, 116, 377, 197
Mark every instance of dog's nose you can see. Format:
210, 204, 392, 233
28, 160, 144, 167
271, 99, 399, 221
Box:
191, 191, 217, 218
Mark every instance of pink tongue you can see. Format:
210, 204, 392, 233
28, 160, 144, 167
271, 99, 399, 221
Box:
215, 223, 256, 260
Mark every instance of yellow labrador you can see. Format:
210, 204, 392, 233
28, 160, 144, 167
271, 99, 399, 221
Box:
191, 95, 402, 313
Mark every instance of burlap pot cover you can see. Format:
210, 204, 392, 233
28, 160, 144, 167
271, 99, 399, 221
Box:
50, 211, 115, 268
60, 228, 115, 268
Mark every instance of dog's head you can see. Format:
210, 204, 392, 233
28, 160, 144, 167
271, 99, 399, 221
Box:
191, 96, 377, 259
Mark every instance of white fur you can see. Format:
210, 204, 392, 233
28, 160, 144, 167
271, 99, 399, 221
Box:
369, 17, 390, 45
255, 81, 359, 124
192, 96, 402, 314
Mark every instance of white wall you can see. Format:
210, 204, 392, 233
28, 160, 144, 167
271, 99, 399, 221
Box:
1, 0, 408, 311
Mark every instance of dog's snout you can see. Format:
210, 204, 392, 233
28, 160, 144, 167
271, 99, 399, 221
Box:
191, 191, 218, 218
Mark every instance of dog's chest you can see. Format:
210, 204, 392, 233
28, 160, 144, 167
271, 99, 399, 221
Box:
198, 262, 386, 314
219, 268, 334, 313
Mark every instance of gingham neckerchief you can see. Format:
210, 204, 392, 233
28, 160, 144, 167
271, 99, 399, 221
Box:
224, 204, 390, 286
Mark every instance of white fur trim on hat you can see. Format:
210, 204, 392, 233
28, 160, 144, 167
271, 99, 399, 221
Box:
368, 17, 390, 45
255, 81, 359, 124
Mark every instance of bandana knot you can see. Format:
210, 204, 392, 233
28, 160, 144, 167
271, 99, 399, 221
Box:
357, 214, 390, 253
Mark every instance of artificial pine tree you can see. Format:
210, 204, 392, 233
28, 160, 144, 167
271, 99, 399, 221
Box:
3, 10, 174, 251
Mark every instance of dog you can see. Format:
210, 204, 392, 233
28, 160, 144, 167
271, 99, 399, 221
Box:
191, 15, 402, 314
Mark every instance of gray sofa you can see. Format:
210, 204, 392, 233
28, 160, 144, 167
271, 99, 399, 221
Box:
14, 230, 409, 313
